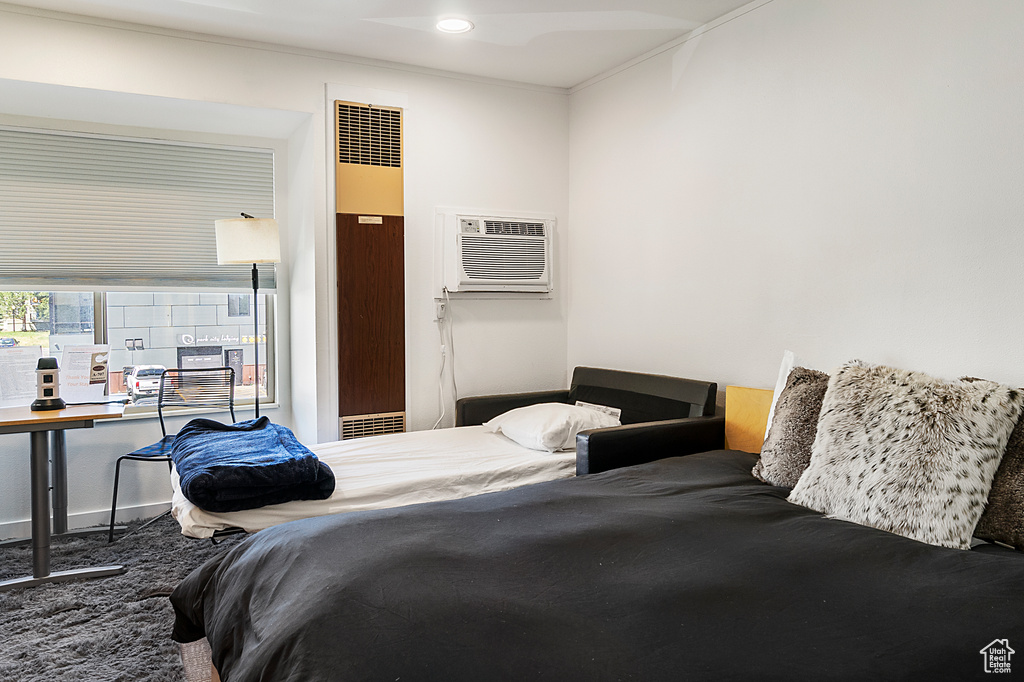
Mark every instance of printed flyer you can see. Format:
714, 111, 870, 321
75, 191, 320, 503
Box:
60, 345, 110, 403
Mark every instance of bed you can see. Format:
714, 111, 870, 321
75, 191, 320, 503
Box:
170, 367, 718, 538
170, 359, 1024, 680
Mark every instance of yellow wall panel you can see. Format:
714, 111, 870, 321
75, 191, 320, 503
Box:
724, 385, 774, 454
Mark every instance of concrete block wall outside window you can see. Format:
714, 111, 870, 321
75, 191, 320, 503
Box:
108, 293, 269, 400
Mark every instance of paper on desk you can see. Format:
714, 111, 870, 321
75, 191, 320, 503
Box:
0, 346, 43, 407
60, 345, 110, 403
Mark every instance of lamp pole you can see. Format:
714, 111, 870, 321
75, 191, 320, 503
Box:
252, 262, 260, 419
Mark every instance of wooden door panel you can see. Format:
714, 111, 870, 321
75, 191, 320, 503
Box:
336, 213, 405, 416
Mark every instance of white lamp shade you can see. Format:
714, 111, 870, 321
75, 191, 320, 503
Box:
215, 217, 281, 264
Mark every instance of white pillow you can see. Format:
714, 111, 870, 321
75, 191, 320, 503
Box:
483, 403, 621, 452
764, 350, 799, 440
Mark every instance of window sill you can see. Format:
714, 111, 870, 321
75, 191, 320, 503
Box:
103, 402, 280, 423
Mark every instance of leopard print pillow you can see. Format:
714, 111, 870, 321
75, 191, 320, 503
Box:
788, 361, 1023, 550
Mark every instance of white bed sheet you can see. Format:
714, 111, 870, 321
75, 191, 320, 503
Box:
170, 425, 576, 538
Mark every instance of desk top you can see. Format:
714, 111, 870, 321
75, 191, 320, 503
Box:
0, 403, 125, 428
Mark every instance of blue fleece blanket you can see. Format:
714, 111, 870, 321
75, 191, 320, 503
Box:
171, 417, 335, 513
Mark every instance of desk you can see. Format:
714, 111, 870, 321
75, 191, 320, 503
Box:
0, 403, 125, 591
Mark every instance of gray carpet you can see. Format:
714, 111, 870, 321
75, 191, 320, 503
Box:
0, 515, 242, 681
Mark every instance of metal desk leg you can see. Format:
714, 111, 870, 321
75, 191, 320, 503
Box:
0, 429, 125, 592
0, 428, 98, 548
51, 429, 127, 541
51, 430, 68, 535
30, 430, 51, 578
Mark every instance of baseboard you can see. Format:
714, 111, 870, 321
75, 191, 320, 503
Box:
0, 501, 171, 541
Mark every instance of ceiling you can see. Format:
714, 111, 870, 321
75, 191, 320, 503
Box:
0, 0, 756, 88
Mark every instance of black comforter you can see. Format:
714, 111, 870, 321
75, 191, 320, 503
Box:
171, 451, 1024, 681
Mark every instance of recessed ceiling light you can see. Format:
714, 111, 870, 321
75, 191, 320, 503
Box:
436, 17, 474, 34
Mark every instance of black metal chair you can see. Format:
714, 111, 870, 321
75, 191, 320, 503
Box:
108, 367, 236, 542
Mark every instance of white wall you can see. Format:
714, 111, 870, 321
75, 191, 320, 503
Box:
0, 6, 569, 536
568, 0, 1024, 393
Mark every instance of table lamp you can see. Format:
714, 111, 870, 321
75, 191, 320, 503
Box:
215, 213, 280, 418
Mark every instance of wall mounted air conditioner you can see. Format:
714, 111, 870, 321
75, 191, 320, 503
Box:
441, 213, 554, 293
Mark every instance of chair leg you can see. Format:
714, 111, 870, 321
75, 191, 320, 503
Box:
108, 456, 125, 543
119, 508, 172, 541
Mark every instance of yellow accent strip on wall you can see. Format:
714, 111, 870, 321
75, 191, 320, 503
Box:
335, 164, 403, 215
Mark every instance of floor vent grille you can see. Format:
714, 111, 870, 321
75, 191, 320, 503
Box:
341, 411, 406, 439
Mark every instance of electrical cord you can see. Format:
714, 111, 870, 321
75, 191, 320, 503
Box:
432, 287, 460, 429
443, 287, 459, 402
432, 311, 447, 430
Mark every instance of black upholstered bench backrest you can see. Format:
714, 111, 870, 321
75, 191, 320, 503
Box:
568, 367, 717, 425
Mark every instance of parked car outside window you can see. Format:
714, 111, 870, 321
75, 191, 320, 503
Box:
124, 365, 166, 402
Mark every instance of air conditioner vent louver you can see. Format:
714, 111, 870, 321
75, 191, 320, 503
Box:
461, 236, 547, 280
484, 220, 545, 237
341, 411, 406, 439
336, 104, 402, 168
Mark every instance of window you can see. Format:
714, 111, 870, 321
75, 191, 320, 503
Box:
0, 291, 93, 407
107, 291, 270, 402
0, 289, 273, 407
0, 126, 277, 411
0, 291, 93, 350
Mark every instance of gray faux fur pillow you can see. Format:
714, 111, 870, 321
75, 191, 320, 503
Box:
752, 367, 829, 488
788, 361, 1024, 550
974, 416, 1024, 549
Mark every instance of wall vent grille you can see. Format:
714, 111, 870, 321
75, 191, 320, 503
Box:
341, 411, 406, 439
337, 104, 402, 168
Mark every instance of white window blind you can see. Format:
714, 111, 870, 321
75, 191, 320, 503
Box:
0, 127, 276, 290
